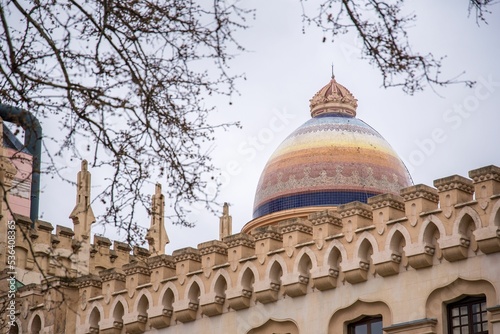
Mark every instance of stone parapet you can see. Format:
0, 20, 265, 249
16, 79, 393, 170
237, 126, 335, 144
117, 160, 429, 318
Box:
5, 164, 500, 334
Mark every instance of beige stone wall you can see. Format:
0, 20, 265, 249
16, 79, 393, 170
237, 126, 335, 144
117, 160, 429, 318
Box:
3, 165, 499, 334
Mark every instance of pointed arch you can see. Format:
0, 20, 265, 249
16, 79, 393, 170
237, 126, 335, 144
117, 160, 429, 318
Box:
297, 252, 312, 278
210, 269, 232, 293
323, 239, 347, 271
110, 294, 129, 316
328, 299, 392, 334
454, 206, 481, 235
162, 288, 175, 313
213, 273, 228, 299
131, 290, 153, 321
237, 262, 259, 291
489, 199, 500, 227
88, 306, 101, 332
159, 281, 178, 312
354, 232, 378, 264
419, 215, 446, 244
247, 318, 299, 334
293, 247, 318, 275
28, 312, 44, 334
184, 275, 206, 300
8, 321, 20, 334
426, 278, 498, 321
354, 231, 379, 255
112, 301, 125, 328
386, 224, 411, 252
264, 254, 288, 289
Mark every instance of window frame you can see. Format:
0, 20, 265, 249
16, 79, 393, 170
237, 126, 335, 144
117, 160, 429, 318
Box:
348, 316, 383, 334
447, 296, 488, 334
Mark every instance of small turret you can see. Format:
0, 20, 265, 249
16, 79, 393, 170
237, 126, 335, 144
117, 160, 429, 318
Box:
146, 183, 169, 255
69, 160, 96, 240
69, 160, 96, 276
219, 202, 232, 240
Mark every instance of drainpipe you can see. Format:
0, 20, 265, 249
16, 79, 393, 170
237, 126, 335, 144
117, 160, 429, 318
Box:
0, 103, 42, 224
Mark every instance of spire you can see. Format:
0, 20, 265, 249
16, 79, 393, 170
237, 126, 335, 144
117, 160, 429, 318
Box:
70, 160, 96, 240
309, 74, 358, 118
219, 202, 232, 240
146, 183, 169, 255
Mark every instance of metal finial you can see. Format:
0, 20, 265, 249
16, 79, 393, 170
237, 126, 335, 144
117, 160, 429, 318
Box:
331, 64, 335, 79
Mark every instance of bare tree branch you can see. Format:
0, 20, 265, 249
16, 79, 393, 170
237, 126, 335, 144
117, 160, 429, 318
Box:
0, 0, 251, 241
301, 0, 496, 94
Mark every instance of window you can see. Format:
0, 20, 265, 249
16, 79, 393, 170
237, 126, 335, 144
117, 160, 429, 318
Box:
348, 316, 383, 334
448, 296, 488, 334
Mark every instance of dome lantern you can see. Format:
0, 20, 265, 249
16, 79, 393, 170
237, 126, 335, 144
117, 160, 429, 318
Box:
309, 76, 358, 118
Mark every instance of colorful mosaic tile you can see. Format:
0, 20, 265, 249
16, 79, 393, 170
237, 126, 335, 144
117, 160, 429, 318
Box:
253, 80, 412, 218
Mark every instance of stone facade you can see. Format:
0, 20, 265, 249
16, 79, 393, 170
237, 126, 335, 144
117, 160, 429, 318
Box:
0, 160, 499, 333
1, 77, 499, 334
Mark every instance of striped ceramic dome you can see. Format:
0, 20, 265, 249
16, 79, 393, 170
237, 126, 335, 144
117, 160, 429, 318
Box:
252, 77, 412, 219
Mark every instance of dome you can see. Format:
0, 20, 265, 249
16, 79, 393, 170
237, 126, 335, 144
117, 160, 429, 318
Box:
252, 77, 412, 219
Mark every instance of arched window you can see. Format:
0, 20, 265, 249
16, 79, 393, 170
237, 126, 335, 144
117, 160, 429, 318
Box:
162, 288, 175, 316
423, 222, 440, 259
298, 253, 312, 278
389, 230, 406, 267
9, 322, 19, 334
348, 316, 383, 334
137, 295, 149, 323
241, 268, 255, 292
269, 261, 283, 290
358, 239, 373, 271
327, 247, 342, 277
113, 302, 124, 329
89, 307, 100, 332
447, 296, 487, 334
214, 275, 227, 301
188, 282, 201, 310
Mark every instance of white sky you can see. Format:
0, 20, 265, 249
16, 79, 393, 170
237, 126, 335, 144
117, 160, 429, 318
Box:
37, 0, 500, 253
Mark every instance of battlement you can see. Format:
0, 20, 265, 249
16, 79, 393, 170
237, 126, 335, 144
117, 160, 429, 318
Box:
2, 164, 500, 334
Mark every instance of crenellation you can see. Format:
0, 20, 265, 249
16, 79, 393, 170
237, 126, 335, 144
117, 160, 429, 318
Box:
400, 184, 439, 229
35, 220, 54, 238
338, 201, 373, 220
252, 225, 283, 263
111, 240, 132, 267
198, 240, 228, 273
434, 175, 474, 222
223, 232, 255, 249
368, 193, 405, 236
469, 166, 500, 218
133, 246, 151, 260
223, 233, 255, 272
434, 174, 474, 196
94, 235, 112, 248
309, 210, 342, 249
123, 261, 151, 290
338, 202, 373, 244
99, 267, 126, 283
309, 209, 342, 226
90, 235, 115, 272
56, 225, 75, 249
148, 254, 176, 284
3, 71, 500, 334
279, 218, 313, 259
4, 160, 500, 333
77, 274, 102, 302
172, 247, 202, 277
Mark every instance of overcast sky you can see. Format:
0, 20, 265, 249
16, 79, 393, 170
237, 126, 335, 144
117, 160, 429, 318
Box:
37, 0, 500, 253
